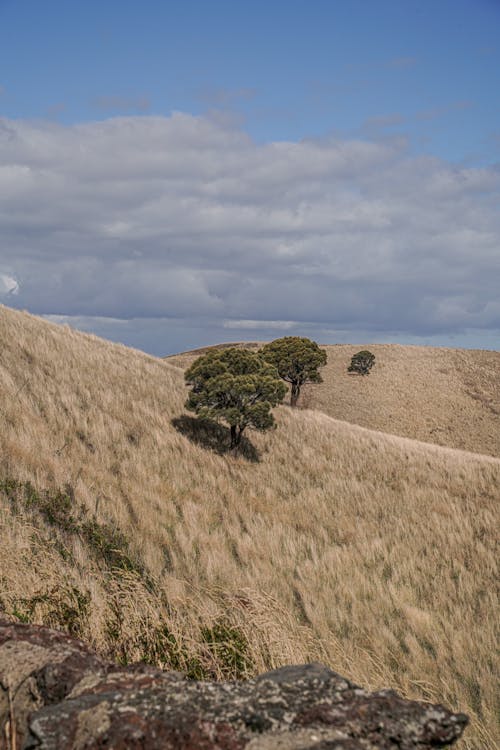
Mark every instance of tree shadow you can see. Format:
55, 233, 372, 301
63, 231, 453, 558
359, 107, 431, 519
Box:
171, 415, 260, 463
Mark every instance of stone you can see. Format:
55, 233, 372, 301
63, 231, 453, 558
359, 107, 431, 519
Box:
0, 619, 468, 749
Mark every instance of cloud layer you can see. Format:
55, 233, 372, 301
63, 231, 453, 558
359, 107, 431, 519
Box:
1, 113, 499, 352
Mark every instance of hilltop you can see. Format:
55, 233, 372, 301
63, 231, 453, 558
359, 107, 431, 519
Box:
167, 342, 500, 457
0, 305, 499, 749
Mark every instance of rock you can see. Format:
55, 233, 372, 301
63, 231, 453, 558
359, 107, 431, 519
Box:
0, 618, 106, 749
0, 619, 468, 749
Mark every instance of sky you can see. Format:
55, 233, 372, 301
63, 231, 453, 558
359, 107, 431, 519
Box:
1, 0, 499, 355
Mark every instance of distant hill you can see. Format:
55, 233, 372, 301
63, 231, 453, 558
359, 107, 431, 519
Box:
167, 342, 500, 458
1, 305, 499, 749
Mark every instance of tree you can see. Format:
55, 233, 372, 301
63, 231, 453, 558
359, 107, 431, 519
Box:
184, 348, 287, 450
260, 337, 327, 407
348, 350, 375, 375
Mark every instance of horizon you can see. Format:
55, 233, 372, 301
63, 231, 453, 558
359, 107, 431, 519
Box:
5, 305, 500, 356
1, 0, 499, 355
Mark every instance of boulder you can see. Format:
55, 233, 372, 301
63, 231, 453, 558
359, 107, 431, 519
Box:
0, 619, 467, 749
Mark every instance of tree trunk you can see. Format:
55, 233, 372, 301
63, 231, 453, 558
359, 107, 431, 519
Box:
230, 425, 244, 449
290, 382, 300, 407
230, 425, 237, 448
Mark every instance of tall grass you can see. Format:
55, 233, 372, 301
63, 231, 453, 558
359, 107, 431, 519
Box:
0, 305, 498, 748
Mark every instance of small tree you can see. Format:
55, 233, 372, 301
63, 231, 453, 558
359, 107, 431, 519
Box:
260, 336, 327, 407
348, 350, 375, 376
184, 348, 287, 450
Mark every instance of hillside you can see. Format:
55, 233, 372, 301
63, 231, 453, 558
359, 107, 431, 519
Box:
167, 343, 500, 458
1, 305, 499, 749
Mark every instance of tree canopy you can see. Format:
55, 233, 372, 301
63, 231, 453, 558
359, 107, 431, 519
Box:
260, 336, 327, 406
184, 348, 287, 449
348, 350, 376, 376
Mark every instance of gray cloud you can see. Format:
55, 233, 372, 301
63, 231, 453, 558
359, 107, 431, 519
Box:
0, 113, 499, 353
45, 102, 67, 119
196, 86, 257, 107
363, 102, 473, 137
224, 319, 297, 331
363, 113, 405, 128
415, 100, 473, 122
92, 95, 151, 113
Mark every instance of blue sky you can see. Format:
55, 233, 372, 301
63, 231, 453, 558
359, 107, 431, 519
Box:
2, 0, 499, 161
1, 0, 499, 353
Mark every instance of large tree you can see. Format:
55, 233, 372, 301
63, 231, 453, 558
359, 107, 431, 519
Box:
184, 348, 287, 449
260, 337, 327, 407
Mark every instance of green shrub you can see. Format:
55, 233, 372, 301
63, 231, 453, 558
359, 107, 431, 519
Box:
11, 586, 90, 637
201, 621, 253, 678
348, 350, 376, 376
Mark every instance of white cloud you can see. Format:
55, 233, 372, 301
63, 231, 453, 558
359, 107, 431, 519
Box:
0, 274, 19, 296
0, 113, 499, 352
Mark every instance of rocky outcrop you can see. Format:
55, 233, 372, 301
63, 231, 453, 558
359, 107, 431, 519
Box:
0, 619, 467, 749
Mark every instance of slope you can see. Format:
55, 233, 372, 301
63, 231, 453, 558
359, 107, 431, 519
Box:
0, 305, 499, 749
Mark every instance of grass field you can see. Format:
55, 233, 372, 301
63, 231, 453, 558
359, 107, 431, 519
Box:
1, 305, 499, 748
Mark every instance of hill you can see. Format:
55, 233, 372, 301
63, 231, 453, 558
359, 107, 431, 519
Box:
167, 343, 500, 457
0, 305, 499, 749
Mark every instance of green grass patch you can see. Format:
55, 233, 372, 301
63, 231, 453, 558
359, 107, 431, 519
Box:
10, 586, 90, 638
0, 478, 144, 577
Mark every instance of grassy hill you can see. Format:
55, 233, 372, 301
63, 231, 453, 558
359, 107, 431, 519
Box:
1, 305, 499, 749
167, 343, 500, 458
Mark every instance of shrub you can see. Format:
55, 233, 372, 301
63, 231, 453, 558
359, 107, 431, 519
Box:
348, 350, 375, 376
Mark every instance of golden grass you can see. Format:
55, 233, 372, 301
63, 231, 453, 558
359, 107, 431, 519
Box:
1, 305, 499, 748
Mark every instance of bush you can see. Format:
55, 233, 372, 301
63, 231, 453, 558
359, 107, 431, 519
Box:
201, 621, 253, 678
348, 350, 375, 376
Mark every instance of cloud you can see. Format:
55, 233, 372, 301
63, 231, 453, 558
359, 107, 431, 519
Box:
0, 273, 19, 296
416, 100, 473, 122
45, 102, 67, 119
0, 113, 499, 353
42, 314, 126, 328
362, 114, 406, 131
197, 86, 257, 107
224, 319, 297, 330
92, 95, 151, 113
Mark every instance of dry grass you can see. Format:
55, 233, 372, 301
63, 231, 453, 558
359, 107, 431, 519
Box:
168, 342, 500, 458
1, 305, 499, 748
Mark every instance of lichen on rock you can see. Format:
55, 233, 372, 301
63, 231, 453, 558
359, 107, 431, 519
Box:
0, 619, 468, 749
